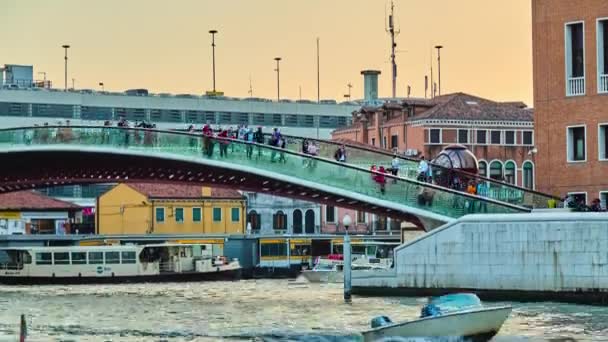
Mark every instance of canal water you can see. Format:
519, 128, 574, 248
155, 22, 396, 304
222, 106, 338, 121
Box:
0, 279, 606, 341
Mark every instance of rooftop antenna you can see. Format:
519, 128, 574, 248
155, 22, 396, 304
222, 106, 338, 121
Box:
429, 44, 434, 99
386, 0, 400, 99
248, 75, 253, 97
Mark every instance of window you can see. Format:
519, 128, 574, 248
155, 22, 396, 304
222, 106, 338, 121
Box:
192, 208, 202, 222
35, 252, 52, 265
175, 208, 184, 223
121, 251, 136, 264
231, 208, 240, 222
567, 126, 586, 162
504, 161, 516, 185
371, 138, 376, 146
293, 210, 303, 234
273, 211, 287, 230
429, 129, 441, 144
598, 19, 608, 93
53, 252, 70, 265
476, 130, 487, 145
568, 192, 587, 206
458, 129, 469, 144
325, 206, 336, 223
523, 161, 534, 190
357, 211, 366, 224
490, 130, 501, 144
155, 207, 165, 223
505, 131, 515, 145
478, 161, 488, 178
391, 135, 398, 149
213, 208, 222, 222
247, 210, 261, 230
523, 131, 533, 145
601, 191, 608, 210
89, 252, 103, 264
71, 252, 87, 265
261, 243, 287, 258
489, 161, 504, 181
599, 124, 608, 160
105, 252, 120, 264
565, 22, 585, 96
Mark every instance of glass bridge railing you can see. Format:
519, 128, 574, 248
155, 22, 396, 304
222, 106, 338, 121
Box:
265, 133, 560, 210
0, 126, 530, 221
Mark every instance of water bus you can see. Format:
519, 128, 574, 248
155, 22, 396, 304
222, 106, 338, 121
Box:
0, 243, 241, 284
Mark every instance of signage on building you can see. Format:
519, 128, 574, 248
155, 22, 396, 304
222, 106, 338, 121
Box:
0, 211, 21, 219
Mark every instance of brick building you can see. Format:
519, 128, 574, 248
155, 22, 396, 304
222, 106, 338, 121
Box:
332, 93, 537, 189
532, 0, 608, 206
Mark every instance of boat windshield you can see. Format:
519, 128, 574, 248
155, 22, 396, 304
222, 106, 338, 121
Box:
421, 293, 482, 318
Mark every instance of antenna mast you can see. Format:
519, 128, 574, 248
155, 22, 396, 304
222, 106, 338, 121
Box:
248, 75, 253, 97
386, 0, 400, 99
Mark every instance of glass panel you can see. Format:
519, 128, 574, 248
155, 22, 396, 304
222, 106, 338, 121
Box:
155, 208, 164, 223
458, 130, 468, 144
523, 162, 534, 190
175, 208, 184, 223
35, 252, 52, 265
570, 127, 585, 161
326, 206, 335, 222
490, 131, 501, 144
570, 23, 584, 77
504, 162, 516, 185
478, 161, 488, 178
505, 131, 515, 145
192, 208, 202, 222
213, 208, 222, 222
121, 251, 136, 264
430, 129, 440, 143
71, 252, 87, 264
476, 130, 487, 144
490, 161, 503, 181
89, 252, 103, 264
231, 208, 240, 222
105, 252, 120, 264
523, 131, 533, 145
53, 252, 70, 265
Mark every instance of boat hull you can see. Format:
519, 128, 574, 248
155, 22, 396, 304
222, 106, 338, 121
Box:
361, 306, 512, 342
0, 268, 242, 285
300, 270, 343, 283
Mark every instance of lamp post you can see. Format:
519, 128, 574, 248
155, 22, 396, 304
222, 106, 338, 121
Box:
99, 82, 104, 91
342, 214, 352, 303
62, 44, 70, 91
274, 57, 282, 101
434, 45, 443, 96
209, 30, 218, 93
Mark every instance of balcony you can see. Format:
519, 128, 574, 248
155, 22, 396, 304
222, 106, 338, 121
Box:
567, 77, 585, 96
599, 74, 608, 94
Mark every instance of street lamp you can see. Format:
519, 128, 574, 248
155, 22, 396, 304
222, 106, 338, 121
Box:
62, 44, 70, 91
342, 214, 352, 234
209, 30, 218, 93
99, 82, 104, 91
434, 45, 443, 96
274, 57, 282, 101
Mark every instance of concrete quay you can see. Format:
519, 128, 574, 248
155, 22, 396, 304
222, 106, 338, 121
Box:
352, 212, 608, 305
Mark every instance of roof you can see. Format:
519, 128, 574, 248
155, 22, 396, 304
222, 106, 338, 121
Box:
0, 191, 81, 211
125, 183, 243, 200
410, 93, 533, 122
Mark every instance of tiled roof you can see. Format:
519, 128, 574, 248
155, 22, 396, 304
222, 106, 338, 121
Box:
125, 183, 243, 199
0, 191, 81, 211
410, 93, 533, 122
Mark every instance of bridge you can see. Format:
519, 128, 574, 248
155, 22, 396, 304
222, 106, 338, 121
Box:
0, 126, 556, 230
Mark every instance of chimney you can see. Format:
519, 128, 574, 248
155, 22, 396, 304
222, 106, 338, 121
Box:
361, 70, 381, 104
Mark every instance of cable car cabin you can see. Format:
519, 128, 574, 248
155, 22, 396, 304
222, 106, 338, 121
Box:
257, 238, 312, 274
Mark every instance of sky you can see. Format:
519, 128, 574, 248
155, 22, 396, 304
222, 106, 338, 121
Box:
0, 0, 533, 105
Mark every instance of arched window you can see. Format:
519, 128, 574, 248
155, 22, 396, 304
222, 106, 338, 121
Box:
304, 210, 315, 234
247, 210, 261, 230
273, 211, 287, 230
293, 209, 303, 234
478, 161, 488, 178
489, 160, 504, 181
504, 161, 516, 185
523, 161, 534, 189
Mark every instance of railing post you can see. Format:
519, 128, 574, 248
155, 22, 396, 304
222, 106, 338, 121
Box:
343, 234, 352, 303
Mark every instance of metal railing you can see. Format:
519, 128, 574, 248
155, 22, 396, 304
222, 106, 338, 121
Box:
567, 76, 585, 96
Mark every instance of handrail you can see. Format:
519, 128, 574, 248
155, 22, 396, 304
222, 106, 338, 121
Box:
0, 125, 531, 211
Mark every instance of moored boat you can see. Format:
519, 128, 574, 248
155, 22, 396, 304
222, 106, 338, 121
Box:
300, 254, 390, 283
0, 243, 241, 285
361, 293, 512, 342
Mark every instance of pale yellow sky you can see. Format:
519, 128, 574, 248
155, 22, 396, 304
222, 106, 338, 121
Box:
0, 0, 533, 104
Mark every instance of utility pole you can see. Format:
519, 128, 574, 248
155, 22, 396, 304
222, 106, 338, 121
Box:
386, 1, 400, 98
209, 30, 218, 93
424, 75, 428, 99
316, 37, 320, 103
274, 57, 281, 101
62, 44, 70, 91
430, 46, 434, 98
435, 45, 443, 96
347, 83, 353, 99
248, 76, 253, 97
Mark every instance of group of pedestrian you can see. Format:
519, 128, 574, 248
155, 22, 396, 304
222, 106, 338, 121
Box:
563, 194, 606, 212
302, 139, 319, 168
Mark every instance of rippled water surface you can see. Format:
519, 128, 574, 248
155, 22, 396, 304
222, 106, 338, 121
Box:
0, 279, 607, 341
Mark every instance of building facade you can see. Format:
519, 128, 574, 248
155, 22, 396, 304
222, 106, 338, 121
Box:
97, 183, 246, 235
244, 193, 321, 235
332, 93, 537, 189
0, 191, 82, 235
532, 0, 608, 205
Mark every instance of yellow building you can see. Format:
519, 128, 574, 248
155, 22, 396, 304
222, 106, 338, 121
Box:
96, 183, 246, 235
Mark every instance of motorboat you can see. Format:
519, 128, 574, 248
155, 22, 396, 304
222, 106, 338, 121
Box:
361, 293, 512, 342
300, 254, 390, 283
0, 243, 241, 285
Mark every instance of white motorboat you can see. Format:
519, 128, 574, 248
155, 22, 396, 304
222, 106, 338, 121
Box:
300, 255, 390, 283
361, 293, 512, 341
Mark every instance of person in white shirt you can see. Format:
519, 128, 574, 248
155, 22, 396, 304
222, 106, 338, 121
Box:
391, 155, 400, 183
417, 156, 429, 181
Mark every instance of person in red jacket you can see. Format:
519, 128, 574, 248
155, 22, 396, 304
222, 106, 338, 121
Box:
218, 128, 229, 157
375, 166, 387, 194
